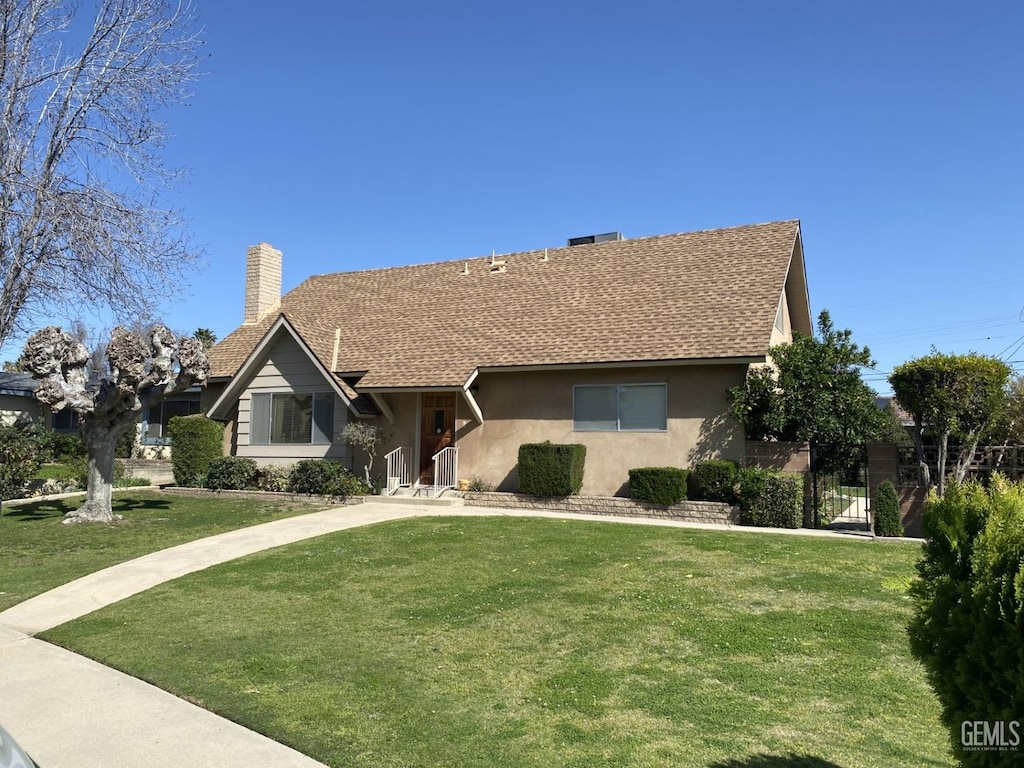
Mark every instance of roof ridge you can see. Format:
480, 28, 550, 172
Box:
295, 219, 800, 286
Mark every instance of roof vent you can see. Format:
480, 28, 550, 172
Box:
567, 232, 623, 247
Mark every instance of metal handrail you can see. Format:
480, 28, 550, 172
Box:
432, 445, 459, 494
385, 446, 410, 495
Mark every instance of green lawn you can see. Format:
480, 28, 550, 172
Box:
43, 517, 953, 768
0, 491, 327, 611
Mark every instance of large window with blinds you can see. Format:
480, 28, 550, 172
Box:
249, 393, 334, 445
572, 384, 667, 432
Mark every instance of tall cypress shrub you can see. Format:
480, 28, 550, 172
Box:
167, 415, 223, 487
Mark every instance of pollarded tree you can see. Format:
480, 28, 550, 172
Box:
890, 352, 1011, 496
21, 325, 209, 523
0, 0, 205, 349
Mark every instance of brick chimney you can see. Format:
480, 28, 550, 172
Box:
243, 242, 282, 324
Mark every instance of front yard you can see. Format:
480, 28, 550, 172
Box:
41, 516, 953, 767
0, 492, 327, 612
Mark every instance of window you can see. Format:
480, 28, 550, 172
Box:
52, 408, 81, 432
573, 384, 667, 432
774, 299, 786, 334
142, 396, 201, 444
250, 393, 334, 445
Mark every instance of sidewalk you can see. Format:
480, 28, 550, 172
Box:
0, 500, 913, 767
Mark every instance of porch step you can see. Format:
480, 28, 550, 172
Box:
373, 491, 464, 507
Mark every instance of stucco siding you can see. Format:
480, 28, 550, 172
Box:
454, 364, 746, 496
0, 396, 44, 427
234, 334, 351, 466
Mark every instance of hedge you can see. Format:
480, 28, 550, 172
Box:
287, 459, 369, 498
518, 442, 586, 496
205, 456, 258, 491
629, 467, 688, 505
736, 467, 802, 529
872, 480, 903, 537
167, 415, 224, 487
688, 460, 738, 503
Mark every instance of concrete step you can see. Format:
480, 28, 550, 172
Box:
371, 493, 464, 507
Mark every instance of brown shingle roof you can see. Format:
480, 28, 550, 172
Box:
209, 220, 804, 389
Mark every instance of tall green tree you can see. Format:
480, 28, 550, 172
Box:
889, 352, 1011, 496
728, 310, 883, 456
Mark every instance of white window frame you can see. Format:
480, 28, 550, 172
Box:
249, 392, 334, 445
572, 383, 668, 432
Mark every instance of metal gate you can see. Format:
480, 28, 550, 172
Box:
810, 443, 870, 531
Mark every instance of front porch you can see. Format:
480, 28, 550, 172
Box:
384, 444, 460, 498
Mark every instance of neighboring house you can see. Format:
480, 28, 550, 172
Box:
206, 220, 812, 496
0, 372, 45, 427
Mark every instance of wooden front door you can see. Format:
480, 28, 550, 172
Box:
420, 393, 456, 482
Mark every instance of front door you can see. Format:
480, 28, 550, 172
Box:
420, 393, 456, 483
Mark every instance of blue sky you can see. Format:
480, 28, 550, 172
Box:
19, 1, 1024, 394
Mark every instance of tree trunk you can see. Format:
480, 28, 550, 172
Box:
912, 420, 931, 489
64, 423, 127, 524
936, 430, 949, 497
954, 435, 982, 485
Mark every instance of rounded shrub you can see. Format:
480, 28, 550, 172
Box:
628, 467, 688, 505
688, 460, 738, 503
205, 456, 258, 491
872, 480, 903, 537
287, 459, 370, 498
254, 464, 290, 492
909, 477, 1024, 766
166, 415, 223, 487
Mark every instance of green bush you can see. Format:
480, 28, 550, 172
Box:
37, 429, 85, 463
872, 480, 903, 537
688, 460, 738, 503
166, 415, 223, 487
629, 467, 688, 505
909, 477, 1024, 766
518, 442, 586, 496
254, 464, 290, 492
0, 424, 42, 500
287, 459, 370, 498
205, 456, 258, 491
736, 468, 802, 528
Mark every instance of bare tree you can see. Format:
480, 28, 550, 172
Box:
21, 323, 209, 522
0, 0, 205, 350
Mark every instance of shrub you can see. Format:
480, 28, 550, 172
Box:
628, 467, 688, 505
287, 459, 370, 498
114, 476, 152, 488
205, 456, 258, 491
166, 415, 223, 487
688, 460, 738, 503
872, 480, 903, 537
37, 430, 85, 463
467, 477, 492, 492
736, 468, 802, 528
254, 464, 290, 492
0, 424, 42, 500
36, 477, 82, 495
908, 477, 1024, 766
518, 442, 586, 496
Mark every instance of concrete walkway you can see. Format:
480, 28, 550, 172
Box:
0, 500, 917, 767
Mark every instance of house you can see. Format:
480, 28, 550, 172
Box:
0, 372, 46, 427
205, 220, 812, 496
